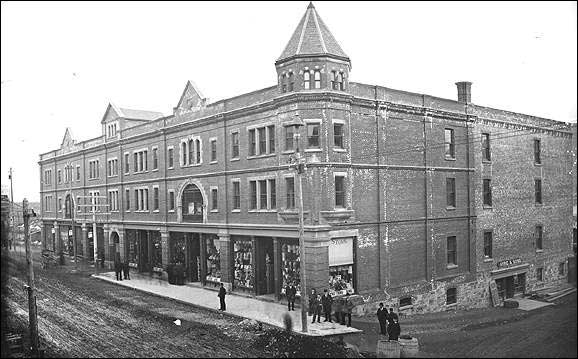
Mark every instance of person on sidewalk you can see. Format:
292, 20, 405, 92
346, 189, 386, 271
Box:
388, 308, 399, 323
344, 293, 354, 327
123, 260, 130, 280
377, 303, 388, 335
334, 296, 344, 324
311, 294, 323, 323
286, 282, 296, 311
114, 253, 123, 281
321, 289, 333, 322
218, 283, 227, 311
388, 318, 401, 341
308, 288, 317, 315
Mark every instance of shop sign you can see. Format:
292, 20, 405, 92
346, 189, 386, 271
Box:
497, 257, 522, 269
329, 237, 353, 267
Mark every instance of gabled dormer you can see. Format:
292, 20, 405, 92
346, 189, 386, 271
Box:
60, 127, 75, 153
101, 102, 164, 140
173, 80, 208, 116
275, 2, 351, 94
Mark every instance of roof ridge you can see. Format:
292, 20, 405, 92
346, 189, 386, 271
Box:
311, 6, 327, 53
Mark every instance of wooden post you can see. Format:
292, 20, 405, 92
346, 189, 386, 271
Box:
23, 199, 39, 355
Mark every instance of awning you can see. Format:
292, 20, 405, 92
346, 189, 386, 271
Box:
329, 237, 353, 267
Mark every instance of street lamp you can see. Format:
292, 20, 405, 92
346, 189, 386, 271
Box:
287, 112, 308, 333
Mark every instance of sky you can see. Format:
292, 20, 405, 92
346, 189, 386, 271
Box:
1, 1, 576, 202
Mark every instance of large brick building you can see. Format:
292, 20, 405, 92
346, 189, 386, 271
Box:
39, 3, 574, 314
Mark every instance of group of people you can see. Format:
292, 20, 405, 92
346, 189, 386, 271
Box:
307, 288, 354, 327
114, 254, 131, 281
377, 303, 401, 341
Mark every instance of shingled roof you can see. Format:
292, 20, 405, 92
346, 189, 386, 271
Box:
277, 2, 349, 64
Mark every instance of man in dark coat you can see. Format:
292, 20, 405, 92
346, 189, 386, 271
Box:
377, 303, 388, 335
311, 294, 322, 323
218, 283, 227, 311
286, 282, 296, 311
388, 318, 401, 341
321, 289, 333, 322
344, 294, 354, 327
123, 260, 130, 280
308, 289, 317, 315
389, 308, 399, 323
114, 253, 123, 281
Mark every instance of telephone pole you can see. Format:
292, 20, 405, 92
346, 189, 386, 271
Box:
9, 168, 14, 250
23, 199, 39, 356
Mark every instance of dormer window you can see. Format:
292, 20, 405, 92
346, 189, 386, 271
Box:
314, 70, 321, 89
337, 72, 344, 90
331, 71, 344, 90
106, 122, 118, 138
281, 74, 287, 93
288, 72, 294, 91
303, 71, 311, 90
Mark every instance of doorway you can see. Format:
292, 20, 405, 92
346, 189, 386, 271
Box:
496, 273, 526, 299
257, 238, 274, 295
186, 233, 201, 283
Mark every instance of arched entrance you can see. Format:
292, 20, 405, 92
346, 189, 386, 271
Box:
110, 231, 120, 263
181, 183, 205, 223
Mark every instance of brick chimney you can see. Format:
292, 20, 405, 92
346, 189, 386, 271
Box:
455, 81, 472, 103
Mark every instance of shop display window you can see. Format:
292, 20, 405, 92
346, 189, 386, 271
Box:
329, 265, 354, 297
234, 239, 254, 289
171, 235, 186, 264
151, 234, 162, 270
281, 243, 301, 296
127, 232, 138, 267
206, 236, 221, 283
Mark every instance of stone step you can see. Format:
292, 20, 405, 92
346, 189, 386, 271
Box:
545, 288, 576, 302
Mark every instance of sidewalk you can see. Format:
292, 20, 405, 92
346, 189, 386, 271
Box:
92, 271, 362, 337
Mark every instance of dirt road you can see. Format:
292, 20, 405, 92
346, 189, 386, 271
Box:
4, 248, 273, 358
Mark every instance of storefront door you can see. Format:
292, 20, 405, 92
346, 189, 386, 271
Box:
256, 239, 274, 295
496, 277, 514, 299
186, 233, 201, 282
139, 231, 149, 272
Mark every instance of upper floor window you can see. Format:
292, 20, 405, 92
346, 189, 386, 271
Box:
288, 72, 294, 92
249, 125, 275, 156
285, 126, 294, 151
58, 170, 62, 184
76, 166, 80, 181
153, 187, 159, 211
181, 142, 188, 165
483, 231, 493, 258
231, 132, 240, 159
334, 123, 344, 148
196, 139, 201, 164
446, 177, 456, 208
535, 225, 543, 250
447, 236, 457, 266
268, 125, 275, 153
152, 148, 158, 170
232, 181, 241, 210
281, 74, 287, 93
88, 160, 99, 179
335, 175, 346, 208
108, 190, 119, 212
134, 150, 148, 173
124, 153, 130, 174
249, 129, 256, 156
314, 70, 321, 89
188, 139, 194, 165
211, 188, 218, 211
483, 179, 492, 207
534, 139, 541, 164
249, 178, 276, 210
168, 147, 174, 168
482, 133, 491, 161
168, 191, 175, 211
210, 140, 217, 162
331, 71, 344, 90
535, 179, 542, 204
303, 71, 311, 90
286, 177, 295, 209
445, 128, 455, 159
107, 158, 118, 177
125, 189, 130, 211
107, 122, 118, 138
44, 170, 52, 185
307, 122, 320, 148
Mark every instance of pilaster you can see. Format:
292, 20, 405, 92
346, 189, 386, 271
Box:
218, 232, 233, 292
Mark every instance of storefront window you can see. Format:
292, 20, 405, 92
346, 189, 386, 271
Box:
329, 265, 354, 297
151, 233, 162, 270
206, 236, 221, 283
171, 234, 186, 264
281, 243, 301, 296
127, 231, 138, 267
234, 239, 254, 289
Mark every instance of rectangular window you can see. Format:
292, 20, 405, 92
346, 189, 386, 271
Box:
125, 153, 130, 173
286, 177, 295, 209
445, 128, 455, 159
483, 231, 492, 258
152, 148, 158, 170
58, 170, 62, 183
259, 179, 267, 209
169, 191, 175, 211
196, 139, 201, 164
268, 125, 275, 153
285, 126, 294, 151
535, 225, 543, 250
188, 140, 194, 165
536, 267, 543, 281
144, 151, 148, 171
210, 140, 217, 162
534, 139, 541, 164
482, 133, 491, 161
269, 179, 276, 209
153, 187, 159, 211
135, 189, 139, 211
258, 127, 267, 155
399, 297, 412, 307
446, 177, 456, 208
58, 198, 62, 212
211, 188, 218, 211
535, 179, 542, 204
231, 132, 239, 158
335, 175, 345, 208
76, 166, 80, 181
138, 152, 143, 172
134, 153, 138, 172
334, 123, 344, 148
447, 236, 457, 266
249, 181, 257, 210
307, 123, 320, 148
125, 189, 130, 211
77, 196, 81, 212
168, 148, 174, 168
249, 129, 256, 156
233, 181, 241, 210
446, 288, 457, 305
314, 70, 321, 89
483, 179, 492, 207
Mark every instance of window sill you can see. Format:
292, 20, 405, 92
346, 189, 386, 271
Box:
534, 163, 543, 167
483, 258, 493, 262
483, 205, 493, 210
231, 209, 241, 213
209, 161, 218, 165
445, 157, 456, 161
87, 178, 99, 181
168, 210, 175, 213
247, 153, 276, 160
230, 158, 240, 162
153, 210, 160, 213
482, 160, 492, 164
535, 203, 544, 206
333, 148, 346, 152
446, 264, 458, 270
282, 150, 296, 155
152, 169, 159, 172
304, 148, 322, 153
167, 167, 174, 170
446, 206, 456, 211
445, 303, 457, 309
124, 172, 130, 176
248, 209, 278, 213
535, 249, 544, 253
210, 209, 219, 213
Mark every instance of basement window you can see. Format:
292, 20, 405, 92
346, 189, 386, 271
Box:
446, 288, 457, 305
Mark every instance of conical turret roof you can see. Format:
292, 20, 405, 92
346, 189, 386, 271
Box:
277, 2, 349, 65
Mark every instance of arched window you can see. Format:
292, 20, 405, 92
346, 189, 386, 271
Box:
196, 139, 201, 163
314, 70, 321, 89
303, 71, 311, 90
288, 72, 294, 92
182, 183, 204, 223
181, 142, 187, 165
331, 71, 337, 90
188, 139, 194, 165
281, 74, 287, 93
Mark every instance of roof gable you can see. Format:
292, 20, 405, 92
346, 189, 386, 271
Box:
174, 80, 207, 115
60, 128, 75, 151
277, 2, 349, 64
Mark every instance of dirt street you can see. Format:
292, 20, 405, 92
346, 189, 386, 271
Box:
3, 246, 274, 358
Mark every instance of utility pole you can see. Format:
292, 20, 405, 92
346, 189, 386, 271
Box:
288, 113, 308, 333
9, 167, 14, 251
23, 199, 39, 356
